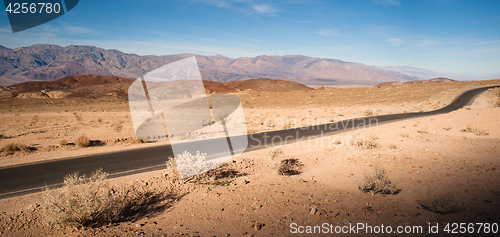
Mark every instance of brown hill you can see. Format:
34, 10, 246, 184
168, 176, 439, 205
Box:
7, 75, 133, 99
376, 78, 458, 87
223, 79, 312, 92
2, 75, 313, 99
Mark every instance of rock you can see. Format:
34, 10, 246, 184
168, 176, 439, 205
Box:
239, 179, 249, 185
309, 208, 317, 215
253, 223, 263, 231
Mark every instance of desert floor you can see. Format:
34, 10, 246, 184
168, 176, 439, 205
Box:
0, 79, 499, 236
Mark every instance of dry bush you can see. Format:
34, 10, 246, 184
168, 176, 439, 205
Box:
165, 157, 181, 182
267, 147, 302, 175
363, 109, 373, 116
43, 169, 178, 228
349, 133, 379, 149
461, 125, 489, 136
130, 137, 147, 144
419, 192, 463, 214
388, 144, 398, 149
1, 143, 32, 153
76, 135, 90, 147
418, 126, 428, 134
165, 156, 240, 183
268, 147, 284, 171
358, 168, 400, 195
59, 139, 68, 146
400, 131, 410, 138
173, 151, 223, 179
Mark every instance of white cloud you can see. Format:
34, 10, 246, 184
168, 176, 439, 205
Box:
476, 39, 500, 45
413, 39, 441, 47
252, 4, 279, 14
386, 38, 403, 46
61, 23, 101, 35
372, 0, 401, 6
196, 0, 229, 8
314, 28, 343, 37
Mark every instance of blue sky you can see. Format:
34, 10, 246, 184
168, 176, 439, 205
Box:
0, 0, 499, 74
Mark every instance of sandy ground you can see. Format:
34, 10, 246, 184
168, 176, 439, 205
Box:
0, 79, 499, 167
0, 80, 499, 236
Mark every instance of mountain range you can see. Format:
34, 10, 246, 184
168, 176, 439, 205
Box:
0, 44, 420, 86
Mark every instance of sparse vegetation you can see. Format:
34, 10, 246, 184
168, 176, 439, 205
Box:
461, 125, 489, 136
1, 142, 32, 153
349, 133, 379, 149
417, 126, 428, 134
388, 144, 398, 149
267, 147, 302, 175
130, 137, 147, 144
42, 169, 177, 228
419, 192, 463, 214
173, 151, 222, 179
76, 135, 90, 147
59, 139, 68, 146
363, 109, 373, 116
400, 131, 410, 138
358, 168, 400, 195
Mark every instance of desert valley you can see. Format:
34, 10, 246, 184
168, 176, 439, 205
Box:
0, 73, 499, 236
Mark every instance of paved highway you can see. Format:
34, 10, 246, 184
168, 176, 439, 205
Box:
0, 85, 498, 198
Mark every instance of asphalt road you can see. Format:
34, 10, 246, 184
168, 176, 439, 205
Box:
0, 85, 498, 198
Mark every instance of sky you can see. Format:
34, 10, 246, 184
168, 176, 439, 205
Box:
0, 0, 499, 74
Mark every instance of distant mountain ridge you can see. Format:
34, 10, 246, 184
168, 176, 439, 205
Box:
375, 78, 458, 87
0, 44, 418, 86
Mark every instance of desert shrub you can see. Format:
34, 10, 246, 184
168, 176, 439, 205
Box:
400, 131, 410, 138
358, 168, 400, 195
419, 192, 463, 214
388, 144, 398, 149
97, 118, 103, 124
43, 170, 127, 227
268, 147, 284, 171
267, 147, 302, 175
76, 135, 90, 147
59, 139, 68, 146
1, 143, 32, 153
336, 112, 344, 117
363, 109, 373, 116
333, 137, 343, 145
461, 125, 489, 136
349, 133, 379, 149
276, 159, 302, 175
43, 169, 176, 228
173, 151, 223, 179
418, 126, 428, 134
130, 137, 147, 144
